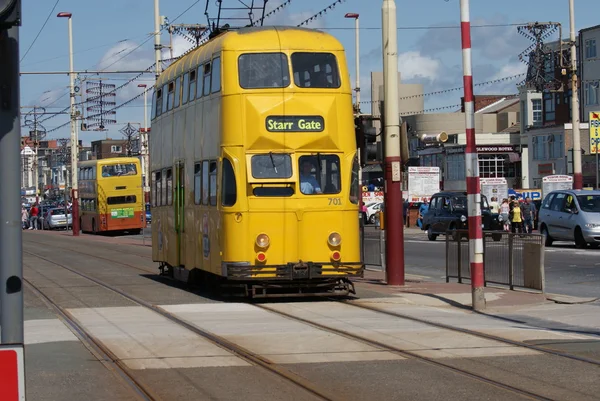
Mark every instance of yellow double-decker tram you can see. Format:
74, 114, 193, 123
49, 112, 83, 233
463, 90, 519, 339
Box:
150, 26, 363, 297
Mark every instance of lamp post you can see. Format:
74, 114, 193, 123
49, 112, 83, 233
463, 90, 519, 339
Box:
57, 11, 79, 236
344, 13, 360, 109
137, 84, 150, 202
569, 0, 582, 189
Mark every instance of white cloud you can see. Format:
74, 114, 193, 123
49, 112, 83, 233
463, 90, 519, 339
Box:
161, 34, 195, 60
96, 40, 154, 72
491, 62, 527, 81
397, 51, 441, 82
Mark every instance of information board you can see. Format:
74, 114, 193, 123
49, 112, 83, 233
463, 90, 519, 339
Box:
480, 178, 508, 202
542, 175, 573, 199
407, 166, 440, 203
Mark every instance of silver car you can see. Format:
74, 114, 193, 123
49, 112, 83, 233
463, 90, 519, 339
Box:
538, 189, 600, 248
43, 207, 72, 230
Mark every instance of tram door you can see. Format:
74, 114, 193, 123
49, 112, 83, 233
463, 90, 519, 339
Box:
174, 162, 185, 266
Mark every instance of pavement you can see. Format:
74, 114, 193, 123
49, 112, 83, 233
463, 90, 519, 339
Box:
9, 230, 600, 400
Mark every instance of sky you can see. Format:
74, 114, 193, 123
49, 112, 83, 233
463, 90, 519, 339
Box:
18, 0, 599, 144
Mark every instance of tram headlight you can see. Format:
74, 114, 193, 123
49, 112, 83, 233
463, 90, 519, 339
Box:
328, 232, 342, 247
256, 233, 270, 248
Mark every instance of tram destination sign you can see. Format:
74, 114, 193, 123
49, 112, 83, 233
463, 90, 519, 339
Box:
266, 116, 325, 132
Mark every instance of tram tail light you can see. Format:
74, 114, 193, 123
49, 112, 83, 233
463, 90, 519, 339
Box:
331, 251, 341, 261
256, 233, 270, 248
256, 252, 267, 263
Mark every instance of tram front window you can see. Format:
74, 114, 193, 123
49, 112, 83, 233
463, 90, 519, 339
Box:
251, 154, 293, 179
298, 155, 340, 195
238, 53, 290, 89
291, 52, 341, 89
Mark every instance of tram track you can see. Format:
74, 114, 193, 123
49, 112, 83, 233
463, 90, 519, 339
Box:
23, 249, 342, 401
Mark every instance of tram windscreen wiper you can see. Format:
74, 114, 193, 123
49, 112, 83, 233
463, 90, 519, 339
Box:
269, 151, 278, 174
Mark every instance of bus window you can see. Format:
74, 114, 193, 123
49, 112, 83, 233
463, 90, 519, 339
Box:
202, 161, 209, 205
194, 163, 201, 204
189, 70, 196, 102
107, 195, 137, 205
238, 53, 289, 89
211, 56, 221, 93
196, 65, 204, 99
221, 158, 236, 206
251, 154, 292, 179
166, 168, 173, 205
209, 161, 217, 206
182, 73, 190, 105
151, 90, 157, 119
203, 63, 211, 97
298, 154, 341, 195
291, 52, 340, 89
349, 155, 359, 204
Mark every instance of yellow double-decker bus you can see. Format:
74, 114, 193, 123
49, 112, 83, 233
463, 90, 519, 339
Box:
150, 26, 362, 297
78, 157, 145, 234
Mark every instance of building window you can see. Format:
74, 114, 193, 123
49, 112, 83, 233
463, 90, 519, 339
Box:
111, 145, 122, 153
478, 155, 509, 178
548, 134, 564, 159
585, 39, 597, 59
543, 93, 555, 122
532, 136, 548, 160
446, 153, 465, 181
532, 99, 542, 127
585, 81, 599, 106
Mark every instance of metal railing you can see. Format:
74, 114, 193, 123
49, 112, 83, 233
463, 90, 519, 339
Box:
446, 230, 545, 291
361, 213, 385, 270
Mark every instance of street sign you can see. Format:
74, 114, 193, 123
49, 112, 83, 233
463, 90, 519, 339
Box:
590, 112, 600, 154
0, 345, 25, 400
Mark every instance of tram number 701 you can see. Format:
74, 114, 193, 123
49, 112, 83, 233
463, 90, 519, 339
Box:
328, 197, 342, 205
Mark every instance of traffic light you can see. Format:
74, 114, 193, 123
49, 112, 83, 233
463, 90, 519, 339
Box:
0, 0, 20, 27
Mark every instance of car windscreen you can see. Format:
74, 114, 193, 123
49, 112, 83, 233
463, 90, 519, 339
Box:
577, 195, 600, 212
452, 195, 489, 210
50, 209, 66, 216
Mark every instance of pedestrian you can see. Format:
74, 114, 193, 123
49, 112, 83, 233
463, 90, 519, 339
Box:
509, 200, 523, 233
402, 198, 408, 226
29, 203, 39, 230
417, 200, 429, 229
21, 206, 29, 229
489, 196, 499, 214
521, 197, 536, 234
500, 198, 510, 231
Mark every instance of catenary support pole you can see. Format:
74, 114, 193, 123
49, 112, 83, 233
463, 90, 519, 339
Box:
459, 0, 485, 310
569, 0, 582, 189
382, 0, 405, 286
154, 0, 162, 78
0, 24, 25, 345
67, 15, 80, 236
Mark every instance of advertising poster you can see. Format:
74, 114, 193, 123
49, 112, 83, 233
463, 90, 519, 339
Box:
407, 166, 440, 203
589, 111, 600, 154
480, 178, 508, 202
542, 175, 573, 199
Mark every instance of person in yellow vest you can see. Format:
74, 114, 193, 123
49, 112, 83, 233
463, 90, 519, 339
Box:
510, 200, 523, 233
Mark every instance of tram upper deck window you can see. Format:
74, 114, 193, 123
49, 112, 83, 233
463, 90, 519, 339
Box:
291, 53, 340, 89
238, 53, 290, 89
298, 155, 341, 195
101, 163, 137, 177
251, 153, 292, 179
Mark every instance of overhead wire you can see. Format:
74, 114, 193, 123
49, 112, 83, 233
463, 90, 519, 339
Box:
20, 0, 61, 63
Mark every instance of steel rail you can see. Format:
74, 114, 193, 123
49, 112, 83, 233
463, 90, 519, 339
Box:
23, 250, 341, 401
254, 304, 552, 401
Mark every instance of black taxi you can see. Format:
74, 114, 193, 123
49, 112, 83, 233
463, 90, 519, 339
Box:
422, 191, 503, 241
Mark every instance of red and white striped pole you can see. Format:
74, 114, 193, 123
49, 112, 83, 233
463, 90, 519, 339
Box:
459, 0, 485, 310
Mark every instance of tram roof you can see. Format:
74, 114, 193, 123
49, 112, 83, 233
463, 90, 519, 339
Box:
157, 26, 345, 87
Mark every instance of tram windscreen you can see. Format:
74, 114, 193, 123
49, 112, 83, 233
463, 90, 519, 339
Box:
251, 153, 293, 179
298, 154, 341, 195
238, 53, 290, 89
291, 53, 341, 89
101, 163, 137, 177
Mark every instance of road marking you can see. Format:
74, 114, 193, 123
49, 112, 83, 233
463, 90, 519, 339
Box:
67, 306, 250, 370
24, 319, 78, 345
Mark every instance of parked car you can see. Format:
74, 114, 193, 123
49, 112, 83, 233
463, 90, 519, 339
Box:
365, 202, 383, 224
43, 207, 72, 230
422, 191, 503, 241
538, 189, 600, 248
145, 203, 151, 224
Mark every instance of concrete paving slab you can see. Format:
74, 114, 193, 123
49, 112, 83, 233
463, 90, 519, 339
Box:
161, 303, 404, 364
546, 293, 599, 304
67, 306, 249, 369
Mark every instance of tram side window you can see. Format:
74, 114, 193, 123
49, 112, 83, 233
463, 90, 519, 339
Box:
182, 73, 190, 105
174, 77, 181, 108
196, 65, 204, 99
161, 84, 168, 114
349, 155, 359, 204
92, 166, 96, 179
151, 90, 157, 119
194, 163, 201, 205
211, 57, 221, 93
203, 63, 211, 97
238, 53, 290, 89
189, 70, 197, 102
298, 155, 341, 195
221, 158, 236, 207
209, 161, 217, 206
166, 168, 173, 206
155, 88, 163, 117
202, 160, 209, 205
154, 171, 162, 206
161, 168, 167, 206
291, 52, 341, 89
167, 82, 175, 111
